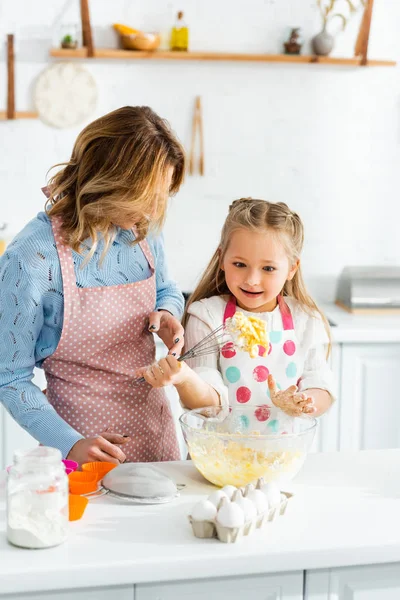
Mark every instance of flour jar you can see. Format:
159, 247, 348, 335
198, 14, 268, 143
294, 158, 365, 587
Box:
7, 446, 69, 549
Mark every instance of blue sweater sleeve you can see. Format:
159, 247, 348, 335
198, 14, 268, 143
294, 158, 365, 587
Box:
0, 249, 83, 458
150, 234, 184, 319
0, 213, 183, 460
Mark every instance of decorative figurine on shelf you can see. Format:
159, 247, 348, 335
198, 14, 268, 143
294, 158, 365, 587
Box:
283, 28, 303, 55
170, 11, 189, 51
60, 24, 78, 49
312, 0, 366, 57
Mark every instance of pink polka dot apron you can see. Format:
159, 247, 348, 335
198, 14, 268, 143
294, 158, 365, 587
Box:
220, 295, 304, 433
42, 216, 180, 462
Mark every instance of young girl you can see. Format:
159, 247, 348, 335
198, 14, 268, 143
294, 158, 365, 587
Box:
139, 198, 335, 424
0, 106, 185, 465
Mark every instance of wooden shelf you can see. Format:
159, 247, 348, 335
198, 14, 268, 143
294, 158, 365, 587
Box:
49, 48, 396, 66
0, 111, 38, 120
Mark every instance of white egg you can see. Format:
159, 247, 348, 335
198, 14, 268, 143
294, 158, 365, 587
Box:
260, 482, 281, 508
233, 493, 257, 522
216, 500, 245, 528
246, 489, 269, 514
208, 489, 228, 507
221, 485, 237, 500
243, 483, 255, 497
191, 500, 217, 522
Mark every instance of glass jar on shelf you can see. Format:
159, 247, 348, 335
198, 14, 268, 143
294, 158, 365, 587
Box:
60, 23, 79, 49
7, 446, 69, 549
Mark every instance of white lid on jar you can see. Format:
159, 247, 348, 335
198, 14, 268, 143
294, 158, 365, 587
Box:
13, 446, 62, 466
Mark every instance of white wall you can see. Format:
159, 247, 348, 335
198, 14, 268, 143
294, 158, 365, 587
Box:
0, 0, 399, 300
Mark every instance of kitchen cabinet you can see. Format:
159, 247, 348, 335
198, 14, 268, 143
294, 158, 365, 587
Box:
311, 343, 341, 454
338, 343, 400, 451
136, 572, 304, 600
311, 342, 400, 454
305, 564, 400, 600
0, 586, 134, 600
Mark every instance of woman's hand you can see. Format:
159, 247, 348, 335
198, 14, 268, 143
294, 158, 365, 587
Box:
136, 356, 188, 388
66, 432, 130, 465
268, 375, 316, 417
148, 310, 184, 356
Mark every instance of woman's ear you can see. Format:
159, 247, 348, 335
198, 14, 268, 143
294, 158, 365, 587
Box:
287, 259, 300, 281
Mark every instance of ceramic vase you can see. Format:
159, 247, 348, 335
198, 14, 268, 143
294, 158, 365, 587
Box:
312, 28, 334, 56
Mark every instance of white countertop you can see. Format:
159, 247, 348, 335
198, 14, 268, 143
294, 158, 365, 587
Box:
1, 450, 400, 595
321, 302, 400, 343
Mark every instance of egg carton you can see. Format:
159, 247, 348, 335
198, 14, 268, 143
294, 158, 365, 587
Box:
189, 490, 293, 544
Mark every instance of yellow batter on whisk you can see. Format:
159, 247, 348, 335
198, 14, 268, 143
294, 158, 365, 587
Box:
225, 312, 269, 358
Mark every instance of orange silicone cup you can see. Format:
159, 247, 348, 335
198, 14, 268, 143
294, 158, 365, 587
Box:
81, 462, 117, 482
68, 471, 98, 495
69, 494, 89, 521
68, 471, 98, 484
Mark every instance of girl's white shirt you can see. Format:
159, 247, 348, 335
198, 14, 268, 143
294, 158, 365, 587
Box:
184, 294, 336, 408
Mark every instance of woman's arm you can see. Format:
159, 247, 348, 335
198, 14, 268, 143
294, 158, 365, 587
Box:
0, 249, 85, 458
151, 234, 184, 319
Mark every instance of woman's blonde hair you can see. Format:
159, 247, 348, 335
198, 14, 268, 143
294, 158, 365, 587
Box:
46, 106, 185, 262
184, 197, 331, 351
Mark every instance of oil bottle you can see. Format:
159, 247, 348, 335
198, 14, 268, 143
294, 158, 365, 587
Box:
170, 11, 189, 51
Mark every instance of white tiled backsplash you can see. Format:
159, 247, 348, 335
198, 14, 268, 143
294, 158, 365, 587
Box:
0, 0, 399, 297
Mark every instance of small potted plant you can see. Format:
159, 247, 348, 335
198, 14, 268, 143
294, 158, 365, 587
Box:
60, 24, 78, 50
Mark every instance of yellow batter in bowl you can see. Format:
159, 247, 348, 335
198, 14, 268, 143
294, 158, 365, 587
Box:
180, 407, 316, 487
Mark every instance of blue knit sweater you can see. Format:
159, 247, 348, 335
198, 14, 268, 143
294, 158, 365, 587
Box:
0, 212, 184, 458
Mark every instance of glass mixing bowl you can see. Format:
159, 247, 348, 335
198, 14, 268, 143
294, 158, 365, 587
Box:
179, 406, 317, 487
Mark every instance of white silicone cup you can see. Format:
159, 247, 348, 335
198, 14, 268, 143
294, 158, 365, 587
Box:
188, 516, 216, 539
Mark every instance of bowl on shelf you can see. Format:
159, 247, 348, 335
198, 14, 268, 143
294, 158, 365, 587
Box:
179, 406, 317, 487
120, 32, 161, 51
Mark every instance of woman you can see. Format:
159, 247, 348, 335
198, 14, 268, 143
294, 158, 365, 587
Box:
0, 106, 185, 465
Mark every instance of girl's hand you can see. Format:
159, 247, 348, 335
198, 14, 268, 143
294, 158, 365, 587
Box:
136, 356, 188, 388
268, 375, 316, 417
148, 310, 184, 356
67, 432, 130, 465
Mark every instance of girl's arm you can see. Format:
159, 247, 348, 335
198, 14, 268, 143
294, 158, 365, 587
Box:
303, 388, 333, 417
138, 357, 220, 409
298, 313, 336, 417
138, 302, 229, 409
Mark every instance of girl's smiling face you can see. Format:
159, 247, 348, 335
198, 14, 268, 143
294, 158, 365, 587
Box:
221, 227, 299, 312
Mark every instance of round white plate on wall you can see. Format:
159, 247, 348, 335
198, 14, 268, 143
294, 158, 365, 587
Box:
34, 62, 97, 128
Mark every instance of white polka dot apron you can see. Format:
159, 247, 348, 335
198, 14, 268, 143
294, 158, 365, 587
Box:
43, 216, 180, 462
220, 296, 304, 433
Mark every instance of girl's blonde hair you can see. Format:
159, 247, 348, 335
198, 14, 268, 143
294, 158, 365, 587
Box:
184, 197, 331, 351
46, 106, 185, 261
